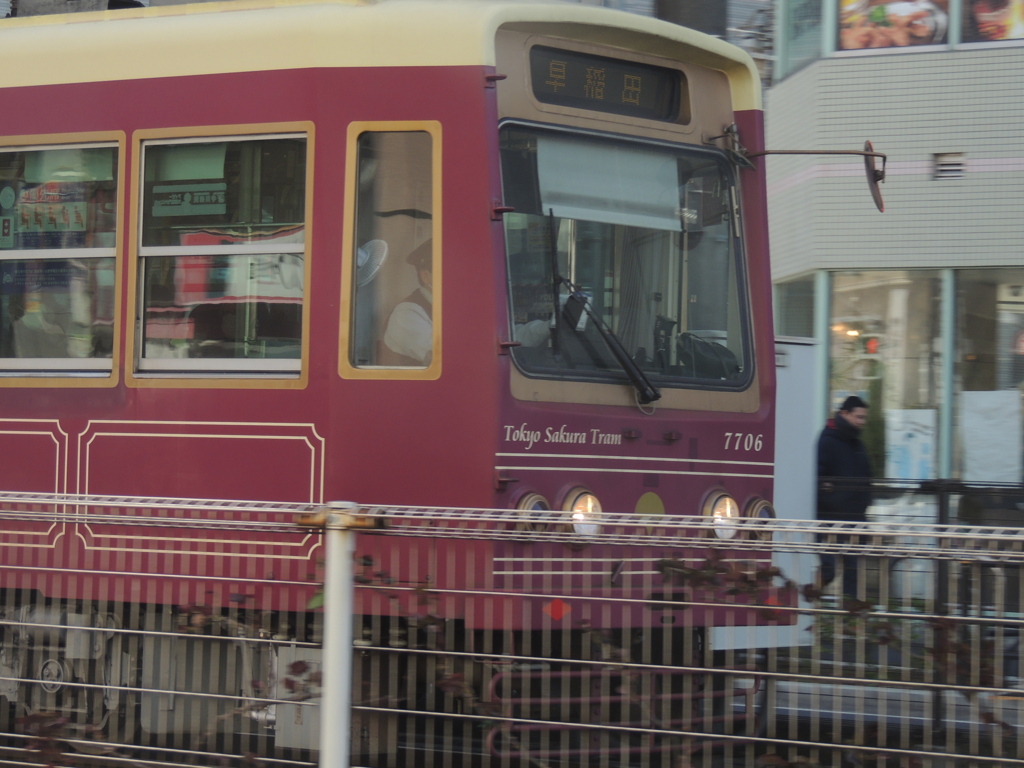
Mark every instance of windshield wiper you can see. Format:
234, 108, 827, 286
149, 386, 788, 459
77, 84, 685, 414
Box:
545, 210, 660, 405
561, 281, 661, 405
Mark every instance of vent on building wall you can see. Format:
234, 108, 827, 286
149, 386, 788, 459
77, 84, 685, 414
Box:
933, 153, 965, 179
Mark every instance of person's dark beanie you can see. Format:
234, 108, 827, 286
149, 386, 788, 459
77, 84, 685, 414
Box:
840, 395, 867, 412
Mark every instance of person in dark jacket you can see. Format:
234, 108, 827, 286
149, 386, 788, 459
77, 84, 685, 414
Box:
816, 395, 873, 596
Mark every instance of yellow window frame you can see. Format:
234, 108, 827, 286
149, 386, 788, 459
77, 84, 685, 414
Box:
0, 131, 126, 389
125, 122, 314, 391
339, 120, 442, 381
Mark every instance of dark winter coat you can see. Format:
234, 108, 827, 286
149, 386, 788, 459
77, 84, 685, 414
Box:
816, 412, 873, 522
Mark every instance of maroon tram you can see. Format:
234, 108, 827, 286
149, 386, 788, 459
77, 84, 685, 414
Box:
0, 0, 784, 763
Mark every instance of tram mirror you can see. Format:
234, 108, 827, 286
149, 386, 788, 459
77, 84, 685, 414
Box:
864, 140, 886, 213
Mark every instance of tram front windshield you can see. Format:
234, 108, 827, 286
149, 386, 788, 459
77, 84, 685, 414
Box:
500, 126, 749, 389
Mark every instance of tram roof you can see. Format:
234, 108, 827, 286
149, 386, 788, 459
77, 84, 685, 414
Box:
0, 0, 760, 110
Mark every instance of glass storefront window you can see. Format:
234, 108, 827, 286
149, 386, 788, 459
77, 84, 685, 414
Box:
0, 144, 118, 371
775, 276, 815, 337
955, 268, 1024, 484
138, 135, 306, 372
778, 0, 823, 78
829, 270, 942, 479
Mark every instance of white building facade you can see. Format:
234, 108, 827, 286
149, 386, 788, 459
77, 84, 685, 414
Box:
768, 0, 1024, 483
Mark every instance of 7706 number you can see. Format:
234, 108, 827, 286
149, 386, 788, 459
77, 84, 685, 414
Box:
724, 432, 763, 451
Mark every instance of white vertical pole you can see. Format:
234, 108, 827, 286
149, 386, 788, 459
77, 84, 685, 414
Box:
814, 269, 832, 421
938, 268, 955, 479
320, 502, 357, 768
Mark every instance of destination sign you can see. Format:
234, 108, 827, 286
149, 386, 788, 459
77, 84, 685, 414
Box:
530, 46, 685, 122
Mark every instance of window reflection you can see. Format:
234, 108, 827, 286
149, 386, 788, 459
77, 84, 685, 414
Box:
138, 136, 306, 371
142, 139, 305, 247
142, 254, 302, 361
0, 145, 117, 369
0, 258, 115, 362
349, 131, 434, 369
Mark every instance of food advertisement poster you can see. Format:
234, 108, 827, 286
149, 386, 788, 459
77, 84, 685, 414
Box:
839, 0, 949, 49
963, 0, 1024, 42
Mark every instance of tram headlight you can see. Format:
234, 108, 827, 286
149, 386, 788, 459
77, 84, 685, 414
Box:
746, 498, 775, 541
704, 492, 740, 539
515, 492, 551, 532
563, 488, 601, 538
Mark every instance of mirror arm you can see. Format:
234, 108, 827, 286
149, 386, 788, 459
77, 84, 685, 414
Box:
746, 148, 886, 165
744, 146, 887, 212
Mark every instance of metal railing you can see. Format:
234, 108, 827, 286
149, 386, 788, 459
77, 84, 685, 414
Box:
3, 485, 1024, 767
342, 482, 1024, 768
0, 493, 325, 768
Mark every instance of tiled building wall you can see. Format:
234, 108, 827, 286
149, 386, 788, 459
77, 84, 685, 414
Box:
767, 47, 1024, 282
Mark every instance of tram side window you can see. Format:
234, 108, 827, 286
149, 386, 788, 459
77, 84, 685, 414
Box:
0, 144, 117, 371
349, 131, 435, 369
138, 135, 306, 372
